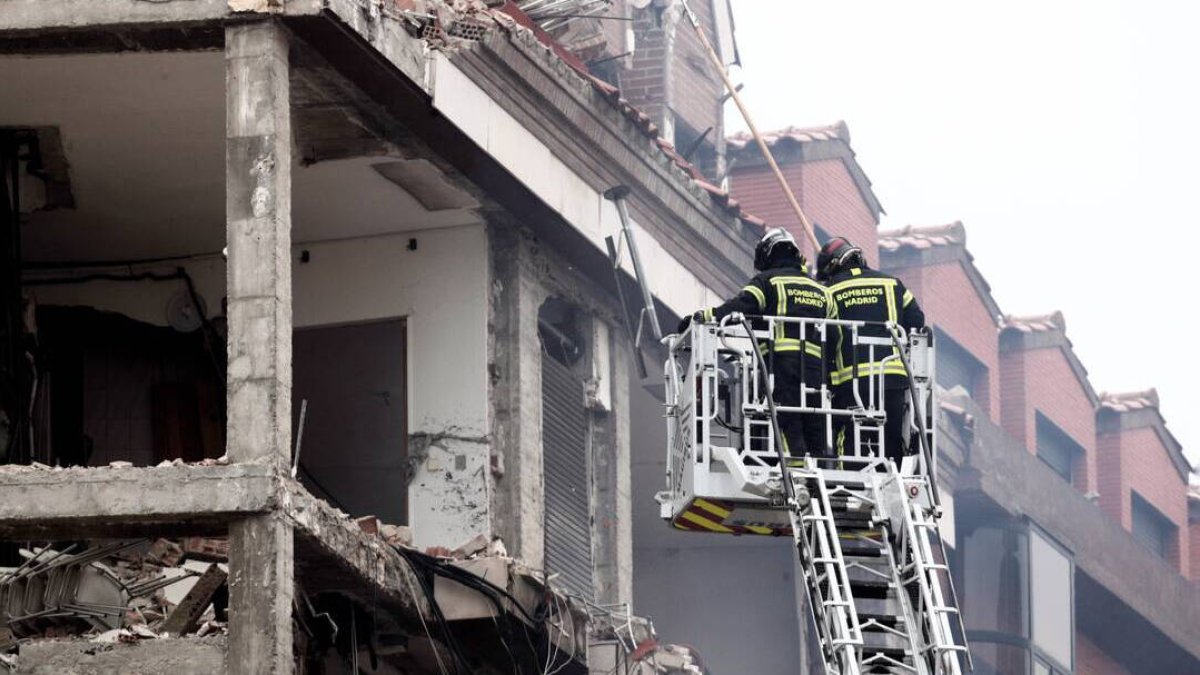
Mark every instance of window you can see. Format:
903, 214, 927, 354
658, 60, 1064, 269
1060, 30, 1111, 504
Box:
1035, 414, 1082, 483
935, 329, 986, 400
1029, 528, 1073, 672
1131, 492, 1176, 560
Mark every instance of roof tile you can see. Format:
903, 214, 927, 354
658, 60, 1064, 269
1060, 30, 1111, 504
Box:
877, 222, 966, 252
726, 121, 850, 150
1099, 389, 1160, 412
1001, 311, 1066, 334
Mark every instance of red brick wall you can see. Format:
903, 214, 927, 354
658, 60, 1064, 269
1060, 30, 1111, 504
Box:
1000, 347, 1097, 493
1191, 518, 1200, 586
999, 349, 1028, 446
669, 0, 723, 137
729, 160, 878, 265
623, 8, 666, 125
886, 261, 1000, 420
1098, 425, 1191, 578
1096, 430, 1127, 528
622, 2, 722, 145
1076, 631, 1132, 675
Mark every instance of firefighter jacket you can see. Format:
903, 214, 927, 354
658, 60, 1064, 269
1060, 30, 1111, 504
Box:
826, 266, 925, 387
700, 264, 833, 359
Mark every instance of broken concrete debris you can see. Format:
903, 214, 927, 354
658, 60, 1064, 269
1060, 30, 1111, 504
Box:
1, 538, 231, 650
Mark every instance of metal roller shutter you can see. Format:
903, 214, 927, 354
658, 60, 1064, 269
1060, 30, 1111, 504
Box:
541, 349, 594, 600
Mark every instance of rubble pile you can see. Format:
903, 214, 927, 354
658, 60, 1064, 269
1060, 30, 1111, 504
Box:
0, 537, 231, 658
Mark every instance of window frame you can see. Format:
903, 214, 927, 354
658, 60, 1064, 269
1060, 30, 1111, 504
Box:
1028, 523, 1075, 674
933, 327, 986, 400
1034, 412, 1082, 484
1131, 491, 1176, 560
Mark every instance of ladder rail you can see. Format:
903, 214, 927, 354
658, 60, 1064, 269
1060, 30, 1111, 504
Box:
866, 476, 928, 675
893, 477, 966, 675
789, 472, 863, 674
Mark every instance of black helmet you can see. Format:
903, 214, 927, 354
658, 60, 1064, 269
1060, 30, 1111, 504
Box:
816, 237, 864, 281
754, 227, 802, 271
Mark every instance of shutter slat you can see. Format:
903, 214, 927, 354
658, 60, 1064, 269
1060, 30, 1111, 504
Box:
541, 352, 594, 599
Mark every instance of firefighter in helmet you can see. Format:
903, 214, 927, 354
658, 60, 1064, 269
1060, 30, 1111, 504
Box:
678, 228, 833, 458
816, 236, 925, 464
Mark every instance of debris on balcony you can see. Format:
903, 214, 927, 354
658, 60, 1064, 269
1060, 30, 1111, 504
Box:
1, 539, 230, 648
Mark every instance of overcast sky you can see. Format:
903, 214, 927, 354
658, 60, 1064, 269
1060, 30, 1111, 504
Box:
726, 0, 1199, 468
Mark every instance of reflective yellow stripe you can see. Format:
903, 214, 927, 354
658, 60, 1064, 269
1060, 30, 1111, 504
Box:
679, 510, 733, 533
743, 285, 766, 310
746, 525, 773, 535
760, 340, 823, 357
850, 268, 862, 277
885, 280, 898, 324
830, 361, 908, 385
693, 498, 732, 519
703, 308, 714, 322
902, 289, 915, 308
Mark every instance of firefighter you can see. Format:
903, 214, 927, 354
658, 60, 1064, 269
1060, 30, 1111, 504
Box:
817, 237, 925, 464
678, 228, 833, 458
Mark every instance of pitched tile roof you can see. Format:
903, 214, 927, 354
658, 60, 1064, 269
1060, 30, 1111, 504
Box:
878, 222, 966, 252
726, 121, 883, 220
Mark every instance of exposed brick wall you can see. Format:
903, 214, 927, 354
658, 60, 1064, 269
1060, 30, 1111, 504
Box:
1000, 347, 1097, 493
623, 8, 666, 126
1076, 631, 1132, 675
885, 261, 1000, 420
1098, 424, 1191, 578
729, 160, 878, 265
621, 2, 721, 150
669, 0, 723, 138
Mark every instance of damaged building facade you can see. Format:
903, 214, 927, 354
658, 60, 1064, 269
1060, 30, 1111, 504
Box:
0, 1, 754, 672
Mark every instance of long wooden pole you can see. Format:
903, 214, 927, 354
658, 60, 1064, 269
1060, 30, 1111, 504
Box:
680, 2, 820, 255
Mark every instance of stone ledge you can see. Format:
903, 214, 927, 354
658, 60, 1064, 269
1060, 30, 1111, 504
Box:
0, 464, 278, 539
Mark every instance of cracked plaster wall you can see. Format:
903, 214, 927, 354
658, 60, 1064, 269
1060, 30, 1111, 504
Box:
291, 226, 491, 549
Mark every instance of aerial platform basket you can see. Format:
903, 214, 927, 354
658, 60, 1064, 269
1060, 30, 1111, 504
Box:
657, 315, 938, 536
657, 316, 970, 675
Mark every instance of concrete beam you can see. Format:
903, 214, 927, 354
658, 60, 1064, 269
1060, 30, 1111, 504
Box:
0, 464, 276, 540
225, 19, 295, 675
283, 482, 427, 619
0, 0, 231, 33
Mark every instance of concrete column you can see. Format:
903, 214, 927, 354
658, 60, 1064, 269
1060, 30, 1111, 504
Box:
489, 223, 546, 567
225, 19, 294, 675
593, 320, 633, 606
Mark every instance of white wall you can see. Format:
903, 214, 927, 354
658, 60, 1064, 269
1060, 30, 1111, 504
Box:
292, 226, 491, 547
430, 55, 725, 319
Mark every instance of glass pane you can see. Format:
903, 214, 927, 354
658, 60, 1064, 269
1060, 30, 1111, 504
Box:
1030, 530, 1073, 669
1035, 414, 1076, 482
1131, 493, 1175, 559
962, 524, 1029, 636
971, 641, 1030, 675
935, 329, 984, 398
1033, 658, 1052, 675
